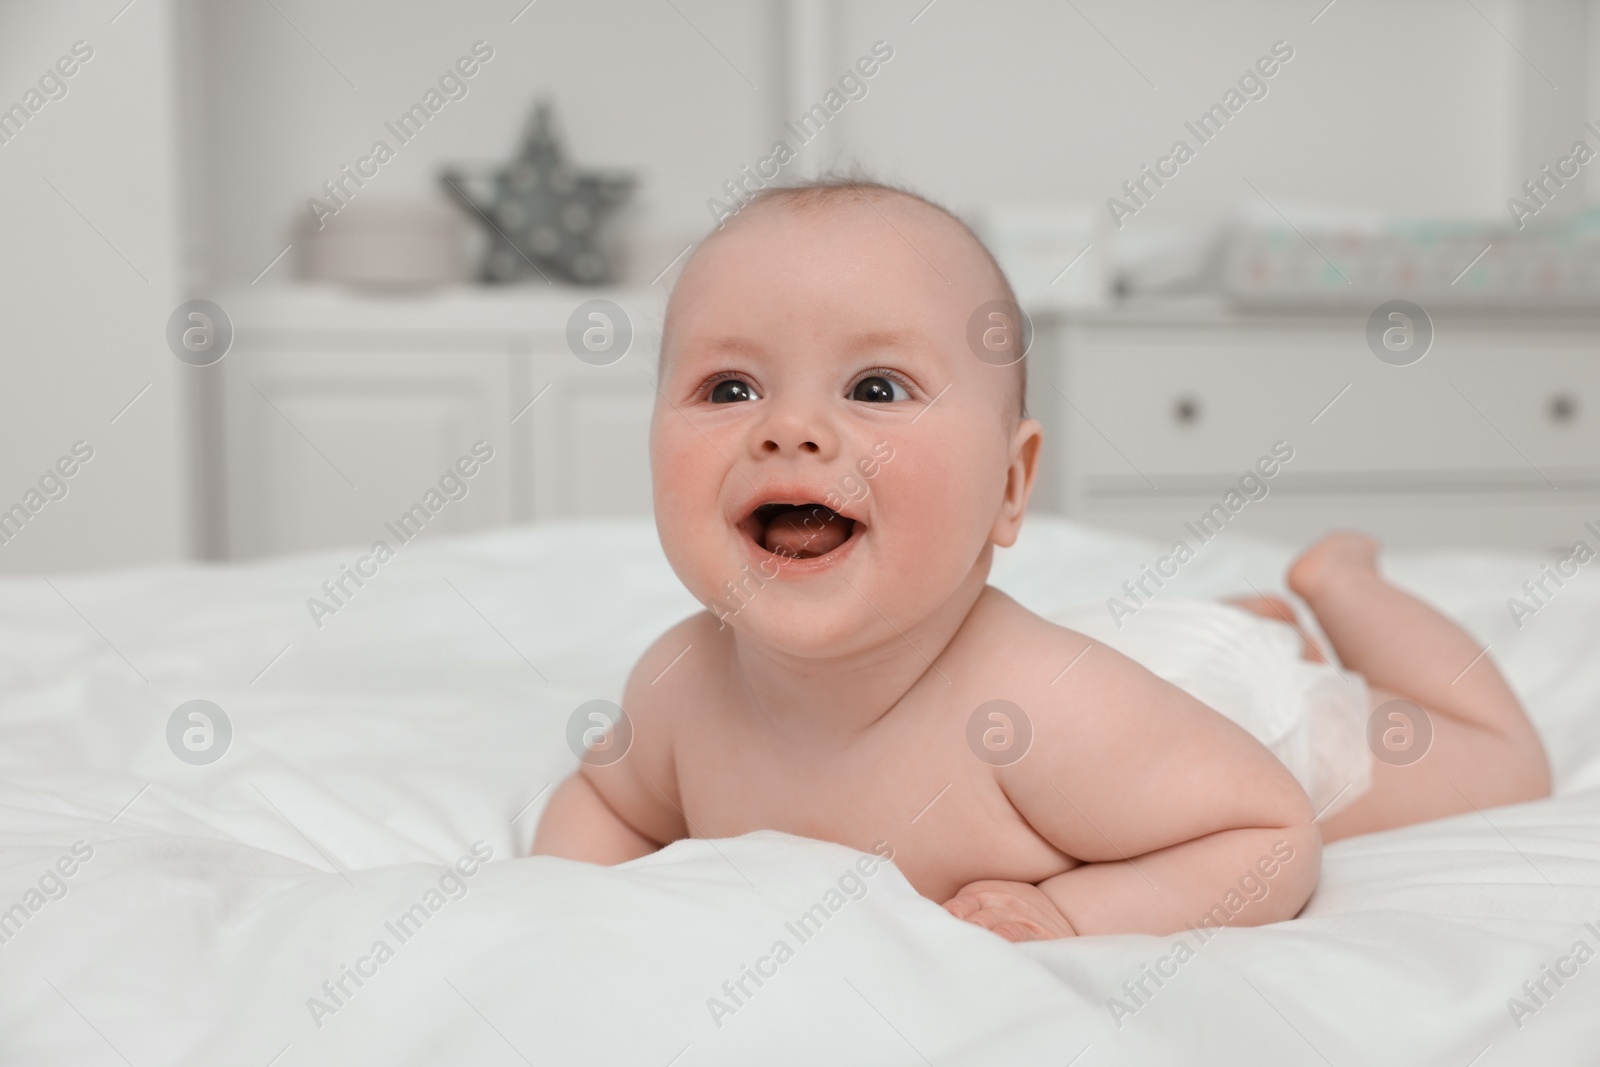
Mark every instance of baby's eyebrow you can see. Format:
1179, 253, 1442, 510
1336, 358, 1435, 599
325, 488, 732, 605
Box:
694, 336, 765, 358
846, 330, 935, 356
678, 329, 934, 363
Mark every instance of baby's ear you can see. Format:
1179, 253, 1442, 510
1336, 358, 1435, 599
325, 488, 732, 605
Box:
991, 419, 1043, 548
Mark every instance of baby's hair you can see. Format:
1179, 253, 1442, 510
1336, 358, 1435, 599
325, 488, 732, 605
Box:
672, 172, 1030, 420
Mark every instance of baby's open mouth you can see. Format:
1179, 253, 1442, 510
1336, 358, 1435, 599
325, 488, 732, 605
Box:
743, 502, 858, 559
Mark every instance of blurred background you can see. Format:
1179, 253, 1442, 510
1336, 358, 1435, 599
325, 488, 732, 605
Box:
3, 0, 1599, 576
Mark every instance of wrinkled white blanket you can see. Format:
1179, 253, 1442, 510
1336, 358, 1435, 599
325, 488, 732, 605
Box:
2, 517, 1598, 1065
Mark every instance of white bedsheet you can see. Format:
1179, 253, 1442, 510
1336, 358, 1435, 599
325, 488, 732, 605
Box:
2, 516, 1598, 1066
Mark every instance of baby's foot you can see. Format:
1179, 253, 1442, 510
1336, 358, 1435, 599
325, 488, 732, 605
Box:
1287, 531, 1380, 602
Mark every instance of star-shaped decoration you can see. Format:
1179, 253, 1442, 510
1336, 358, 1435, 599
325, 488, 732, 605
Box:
442, 100, 635, 285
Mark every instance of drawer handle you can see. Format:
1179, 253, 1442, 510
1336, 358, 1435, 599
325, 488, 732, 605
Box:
1173, 395, 1201, 425
1548, 392, 1578, 424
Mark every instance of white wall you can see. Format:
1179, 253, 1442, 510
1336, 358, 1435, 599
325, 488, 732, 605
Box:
194, 0, 1596, 290
836, 0, 1529, 221
0, 0, 187, 575
193, 0, 783, 286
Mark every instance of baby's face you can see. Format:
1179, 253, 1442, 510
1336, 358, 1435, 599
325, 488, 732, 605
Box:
651, 196, 1040, 655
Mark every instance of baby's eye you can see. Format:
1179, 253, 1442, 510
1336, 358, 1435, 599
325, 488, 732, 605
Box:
850, 375, 909, 403
710, 378, 760, 403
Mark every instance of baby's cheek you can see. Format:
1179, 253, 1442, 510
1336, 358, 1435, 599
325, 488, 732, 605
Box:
651, 437, 718, 547
879, 448, 962, 519
910, 449, 1005, 560
653, 428, 719, 504
874, 459, 968, 558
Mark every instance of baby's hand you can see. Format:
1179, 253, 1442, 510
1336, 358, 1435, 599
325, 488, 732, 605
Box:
942, 880, 1077, 942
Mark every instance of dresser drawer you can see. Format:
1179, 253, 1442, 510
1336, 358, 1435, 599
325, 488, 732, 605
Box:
1059, 318, 1600, 494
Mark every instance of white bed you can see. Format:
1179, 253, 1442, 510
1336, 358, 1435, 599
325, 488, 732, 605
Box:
2, 516, 1598, 1066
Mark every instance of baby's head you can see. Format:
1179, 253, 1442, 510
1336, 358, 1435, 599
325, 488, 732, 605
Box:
650, 179, 1043, 654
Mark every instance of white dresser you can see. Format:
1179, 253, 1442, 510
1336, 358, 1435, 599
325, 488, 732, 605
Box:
1032, 303, 1600, 553
212, 287, 665, 559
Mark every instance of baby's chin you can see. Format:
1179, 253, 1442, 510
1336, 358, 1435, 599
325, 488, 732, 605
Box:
710, 594, 889, 657
687, 558, 880, 656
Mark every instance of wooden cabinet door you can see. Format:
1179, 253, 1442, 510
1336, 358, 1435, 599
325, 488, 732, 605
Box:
221, 339, 516, 559
519, 334, 658, 522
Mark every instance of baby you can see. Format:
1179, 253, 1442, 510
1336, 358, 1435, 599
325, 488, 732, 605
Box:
534, 181, 1550, 941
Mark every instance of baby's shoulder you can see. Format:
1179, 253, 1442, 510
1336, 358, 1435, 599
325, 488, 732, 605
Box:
953, 587, 1163, 730
958, 587, 1096, 674
588, 611, 728, 810
622, 610, 730, 730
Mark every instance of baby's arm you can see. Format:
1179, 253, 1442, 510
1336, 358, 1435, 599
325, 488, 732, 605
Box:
534, 773, 664, 863
949, 641, 1320, 940
532, 623, 693, 863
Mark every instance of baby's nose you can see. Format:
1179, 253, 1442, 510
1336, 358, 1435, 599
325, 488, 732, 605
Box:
761, 436, 819, 454
750, 404, 838, 458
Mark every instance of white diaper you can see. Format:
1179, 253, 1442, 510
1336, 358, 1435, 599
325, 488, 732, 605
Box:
1045, 598, 1373, 820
